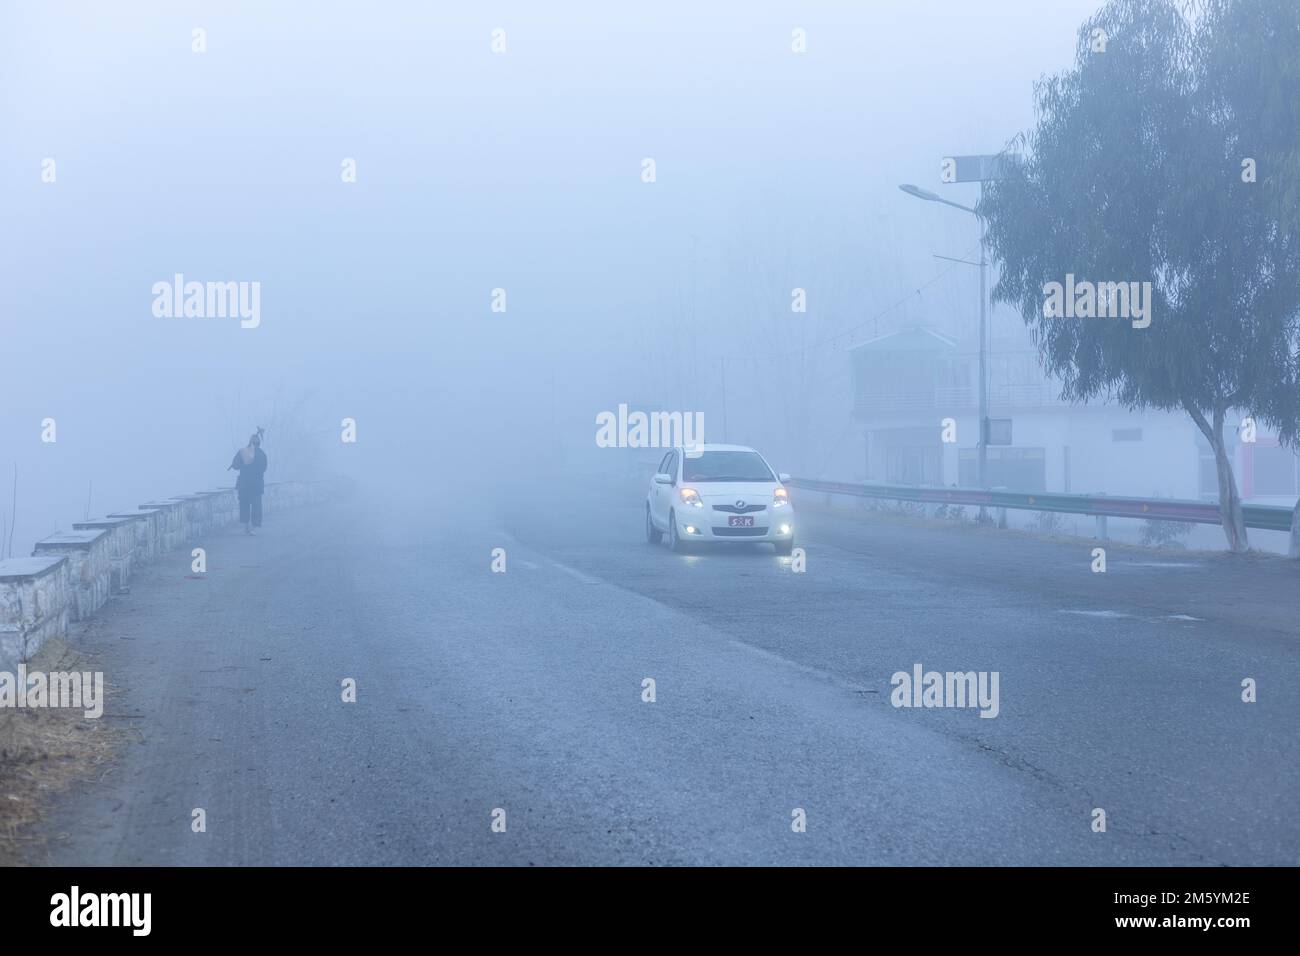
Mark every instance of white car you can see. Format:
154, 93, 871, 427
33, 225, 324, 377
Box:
645, 444, 794, 554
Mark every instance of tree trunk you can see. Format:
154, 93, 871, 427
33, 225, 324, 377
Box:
1186, 402, 1249, 553
1290, 498, 1300, 559
1212, 432, 1249, 552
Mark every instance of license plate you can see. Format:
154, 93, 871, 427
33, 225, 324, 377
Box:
728, 516, 754, 527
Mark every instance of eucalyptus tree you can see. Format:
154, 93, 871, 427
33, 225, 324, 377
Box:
981, 0, 1300, 552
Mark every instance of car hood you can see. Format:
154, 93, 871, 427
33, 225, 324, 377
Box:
683, 481, 784, 502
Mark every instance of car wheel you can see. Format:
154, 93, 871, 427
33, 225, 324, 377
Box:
668, 510, 690, 553
774, 538, 794, 556
645, 504, 663, 545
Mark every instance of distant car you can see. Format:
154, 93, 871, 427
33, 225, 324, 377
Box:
645, 444, 794, 555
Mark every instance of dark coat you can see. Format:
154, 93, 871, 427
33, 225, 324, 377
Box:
230, 448, 268, 498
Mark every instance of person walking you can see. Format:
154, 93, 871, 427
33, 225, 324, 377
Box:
228, 428, 268, 535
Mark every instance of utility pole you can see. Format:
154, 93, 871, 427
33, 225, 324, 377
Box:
720, 356, 728, 443
978, 189, 988, 491
899, 185, 988, 489
901, 154, 1013, 492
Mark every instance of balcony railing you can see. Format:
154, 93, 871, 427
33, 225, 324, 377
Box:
854, 381, 1070, 413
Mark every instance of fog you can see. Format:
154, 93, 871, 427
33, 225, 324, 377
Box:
5, 1, 1300, 881
4, 0, 1115, 546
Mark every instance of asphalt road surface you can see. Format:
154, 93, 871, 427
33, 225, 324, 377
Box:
35, 488, 1300, 865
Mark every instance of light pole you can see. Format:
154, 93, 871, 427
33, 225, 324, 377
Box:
899, 183, 988, 491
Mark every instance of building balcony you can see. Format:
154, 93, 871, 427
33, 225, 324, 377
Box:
853, 382, 1069, 417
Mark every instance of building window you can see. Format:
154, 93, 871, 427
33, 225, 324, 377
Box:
1194, 432, 1238, 501
1253, 445, 1299, 496
1111, 428, 1142, 441
958, 447, 1046, 491
1198, 449, 1219, 500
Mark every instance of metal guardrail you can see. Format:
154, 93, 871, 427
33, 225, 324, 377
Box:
788, 478, 1295, 533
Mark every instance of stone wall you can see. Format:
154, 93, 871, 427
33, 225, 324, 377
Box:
0, 556, 72, 666
32, 529, 112, 621
0, 480, 332, 669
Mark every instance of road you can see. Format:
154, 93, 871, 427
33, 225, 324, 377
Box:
34, 486, 1300, 865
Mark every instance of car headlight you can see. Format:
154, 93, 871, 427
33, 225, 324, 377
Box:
773, 487, 790, 508
679, 487, 704, 508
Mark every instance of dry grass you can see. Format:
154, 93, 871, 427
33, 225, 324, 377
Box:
0, 639, 120, 866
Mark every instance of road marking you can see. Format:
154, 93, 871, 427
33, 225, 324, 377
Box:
496, 531, 603, 584
550, 561, 603, 585
1059, 609, 1202, 623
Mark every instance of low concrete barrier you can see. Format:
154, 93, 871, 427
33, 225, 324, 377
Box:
0, 556, 71, 666
202, 489, 239, 527
170, 494, 212, 540
140, 499, 185, 551
0, 479, 333, 668
109, 508, 161, 565
32, 529, 112, 621
72, 515, 140, 592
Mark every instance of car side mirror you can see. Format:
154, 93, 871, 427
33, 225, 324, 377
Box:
653, 473, 673, 485
778, 472, 791, 483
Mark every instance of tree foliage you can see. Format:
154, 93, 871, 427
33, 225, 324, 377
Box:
980, 0, 1300, 551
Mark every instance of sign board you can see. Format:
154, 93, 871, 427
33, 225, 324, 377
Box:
940, 154, 1019, 184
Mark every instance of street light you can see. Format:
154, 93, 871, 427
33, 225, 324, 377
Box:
898, 183, 975, 214
898, 183, 989, 492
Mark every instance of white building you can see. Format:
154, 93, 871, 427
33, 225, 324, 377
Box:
849, 325, 1300, 505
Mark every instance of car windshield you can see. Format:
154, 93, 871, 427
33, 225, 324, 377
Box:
681, 451, 774, 483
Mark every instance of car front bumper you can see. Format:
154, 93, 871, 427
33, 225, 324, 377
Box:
672, 507, 794, 541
